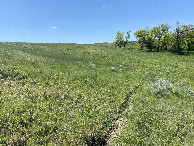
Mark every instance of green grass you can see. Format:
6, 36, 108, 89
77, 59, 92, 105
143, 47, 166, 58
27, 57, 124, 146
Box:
0, 42, 193, 145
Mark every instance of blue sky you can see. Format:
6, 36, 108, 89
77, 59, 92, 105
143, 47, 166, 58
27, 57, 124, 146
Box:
0, 0, 194, 44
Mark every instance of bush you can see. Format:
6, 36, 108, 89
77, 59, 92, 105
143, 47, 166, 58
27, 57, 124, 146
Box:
148, 78, 174, 97
147, 78, 194, 98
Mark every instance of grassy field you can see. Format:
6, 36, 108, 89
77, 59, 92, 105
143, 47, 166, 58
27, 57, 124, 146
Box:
0, 42, 193, 145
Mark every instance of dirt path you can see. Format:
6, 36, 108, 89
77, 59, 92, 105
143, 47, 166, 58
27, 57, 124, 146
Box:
84, 84, 140, 146
106, 87, 137, 145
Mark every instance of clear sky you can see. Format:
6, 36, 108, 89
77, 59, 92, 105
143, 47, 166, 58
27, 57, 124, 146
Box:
0, 0, 194, 44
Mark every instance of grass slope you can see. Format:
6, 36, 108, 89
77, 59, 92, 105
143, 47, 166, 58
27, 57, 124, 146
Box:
0, 42, 193, 145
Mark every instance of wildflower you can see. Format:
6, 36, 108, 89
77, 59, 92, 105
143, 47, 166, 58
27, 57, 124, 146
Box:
89, 62, 95, 67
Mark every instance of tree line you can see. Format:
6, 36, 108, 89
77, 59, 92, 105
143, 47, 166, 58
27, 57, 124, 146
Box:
114, 22, 194, 55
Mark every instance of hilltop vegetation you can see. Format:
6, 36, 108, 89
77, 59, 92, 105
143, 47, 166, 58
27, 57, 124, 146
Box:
0, 42, 193, 145
114, 23, 194, 55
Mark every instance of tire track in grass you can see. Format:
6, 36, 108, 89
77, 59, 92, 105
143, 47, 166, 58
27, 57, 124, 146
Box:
84, 84, 140, 146
106, 84, 140, 145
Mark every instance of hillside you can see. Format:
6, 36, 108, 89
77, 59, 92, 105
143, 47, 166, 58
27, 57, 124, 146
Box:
0, 42, 193, 145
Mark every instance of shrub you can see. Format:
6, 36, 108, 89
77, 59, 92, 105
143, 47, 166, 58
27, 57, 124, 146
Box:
147, 78, 174, 97
147, 78, 194, 98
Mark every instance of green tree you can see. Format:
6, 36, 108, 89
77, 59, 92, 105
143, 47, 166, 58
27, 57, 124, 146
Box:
151, 26, 162, 52
160, 32, 172, 50
144, 28, 155, 52
171, 22, 184, 55
160, 24, 170, 34
134, 23, 194, 55
135, 28, 155, 52
114, 31, 130, 48
134, 29, 147, 50
124, 30, 131, 47
181, 24, 194, 54
151, 24, 170, 52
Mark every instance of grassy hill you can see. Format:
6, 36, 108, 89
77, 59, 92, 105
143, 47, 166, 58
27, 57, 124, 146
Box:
0, 42, 193, 145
